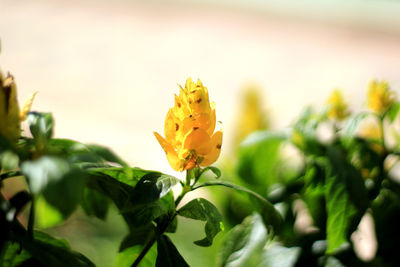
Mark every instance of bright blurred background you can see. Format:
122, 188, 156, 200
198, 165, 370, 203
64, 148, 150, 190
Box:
1, 0, 400, 266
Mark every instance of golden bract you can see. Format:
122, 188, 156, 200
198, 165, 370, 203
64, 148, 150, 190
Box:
0, 71, 36, 144
367, 80, 395, 115
154, 78, 223, 171
326, 89, 350, 120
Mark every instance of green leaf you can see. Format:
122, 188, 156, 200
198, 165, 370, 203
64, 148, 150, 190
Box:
86, 144, 128, 167
177, 198, 223, 247
48, 139, 126, 167
302, 164, 327, 230
115, 243, 157, 267
27, 112, 54, 142
21, 156, 86, 217
341, 113, 368, 146
156, 235, 189, 267
218, 214, 267, 267
80, 187, 110, 220
385, 101, 400, 123
199, 166, 221, 179
21, 156, 69, 194
237, 131, 286, 190
0, 241, 32, 267
86, 168, 138, 210
119, 224, 156, 251
193, 181, 283, 233
19, 231, 94, 267
371, 188, 400, 265
260, 245, 301, 267
325, 147, 368, 254
87, 168, 177, 228
35, 196, 64, 228
131, 172, 179, 204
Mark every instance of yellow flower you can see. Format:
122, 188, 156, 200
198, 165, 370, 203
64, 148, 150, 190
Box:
367, 79, 395, 115
0, 71, 36, 144
235, 86, 268, 145
154, 78, 223, 171
326, 89, 350, 120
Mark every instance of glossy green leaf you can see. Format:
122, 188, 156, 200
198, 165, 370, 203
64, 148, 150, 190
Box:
131, 172, 179, 204
156, 235, 189, 267
177, 198, 223, 247
86, 168, 139, 209
218, 214, 267, 267
87, 168, 176, 228
325, 147, 368, 254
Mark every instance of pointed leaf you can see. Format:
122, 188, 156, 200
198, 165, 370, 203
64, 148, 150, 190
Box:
218, 214, 267, 267
156, 235, 189, 267
177, 198, 223, 247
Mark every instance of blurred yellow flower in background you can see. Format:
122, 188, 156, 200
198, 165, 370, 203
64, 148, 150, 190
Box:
367, 79, 395, 115
358, 120, 383, 154
154, 78, 223, 171
235, 86, 268, 145
326, 89, 350, 120
0, 71, 36, 144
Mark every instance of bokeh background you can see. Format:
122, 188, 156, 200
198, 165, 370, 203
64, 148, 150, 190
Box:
1, 0, 400, 266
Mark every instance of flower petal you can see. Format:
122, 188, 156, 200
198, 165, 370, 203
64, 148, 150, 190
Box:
200, 130, 223, 166
154, 132, 182, 171
183, 127, 212, 156
20, 91, 37, 121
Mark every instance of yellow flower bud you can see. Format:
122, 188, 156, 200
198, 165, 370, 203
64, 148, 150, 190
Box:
367, 79, 395, 115
326, 89, 350, 120
0, 71, 36, 144
154, 78, 223, 171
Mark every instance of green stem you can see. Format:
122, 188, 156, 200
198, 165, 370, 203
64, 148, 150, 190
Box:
192, 181, 270, 206
132, 170, 195, 267
131, 238, 156, 267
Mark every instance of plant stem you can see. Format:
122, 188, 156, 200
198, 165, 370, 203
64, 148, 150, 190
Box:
131, 237, 156, 267
192, 180, 270, 206
131, 170, 193, 267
